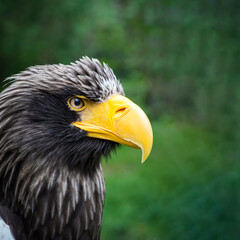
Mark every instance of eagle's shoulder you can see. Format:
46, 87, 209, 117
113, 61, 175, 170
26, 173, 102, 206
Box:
0, 217, 14, 240
0, 206, 27, 240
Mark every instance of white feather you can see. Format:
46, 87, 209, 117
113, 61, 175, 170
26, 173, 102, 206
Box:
0, 217, 14, 240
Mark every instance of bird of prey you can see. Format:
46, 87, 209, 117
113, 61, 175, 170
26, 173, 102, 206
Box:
0, 57, 153, 240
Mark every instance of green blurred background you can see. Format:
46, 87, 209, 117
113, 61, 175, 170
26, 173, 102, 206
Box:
0, 0, 239, 239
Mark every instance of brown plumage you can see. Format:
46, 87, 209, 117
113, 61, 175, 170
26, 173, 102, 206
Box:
0, 57, 153, 240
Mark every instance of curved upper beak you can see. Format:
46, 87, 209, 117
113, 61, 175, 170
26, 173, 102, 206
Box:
72, 95, 153, 163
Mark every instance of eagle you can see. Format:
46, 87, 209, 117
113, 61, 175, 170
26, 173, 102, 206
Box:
0, 57, 153, 240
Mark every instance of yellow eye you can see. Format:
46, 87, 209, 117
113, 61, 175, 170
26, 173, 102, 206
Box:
68, 96, 86, 111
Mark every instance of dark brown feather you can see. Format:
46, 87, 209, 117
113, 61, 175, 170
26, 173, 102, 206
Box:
0, 57, 122, 239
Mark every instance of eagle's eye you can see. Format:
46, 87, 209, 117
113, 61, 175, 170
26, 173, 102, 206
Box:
68, 96, 86, 111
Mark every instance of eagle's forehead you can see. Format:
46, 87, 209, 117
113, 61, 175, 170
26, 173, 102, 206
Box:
8, 56, 124, 102
68, 57, 124, 101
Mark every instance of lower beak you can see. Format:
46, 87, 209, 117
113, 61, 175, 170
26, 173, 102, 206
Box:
72, 95, 153, 163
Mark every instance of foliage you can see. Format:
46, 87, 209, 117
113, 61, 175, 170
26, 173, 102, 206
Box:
0, 0, 239, 239
102, 120, 240, 240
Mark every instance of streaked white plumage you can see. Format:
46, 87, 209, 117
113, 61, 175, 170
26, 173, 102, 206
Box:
0, 217, 14, 240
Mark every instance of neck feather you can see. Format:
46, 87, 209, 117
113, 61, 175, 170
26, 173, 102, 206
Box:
3, 159, 105, 240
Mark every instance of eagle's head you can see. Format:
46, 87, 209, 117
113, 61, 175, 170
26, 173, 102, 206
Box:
0, 57, 153, 239
1, 57, 152, 172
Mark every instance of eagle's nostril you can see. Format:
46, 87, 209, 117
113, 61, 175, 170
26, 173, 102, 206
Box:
115, 107, 127, 118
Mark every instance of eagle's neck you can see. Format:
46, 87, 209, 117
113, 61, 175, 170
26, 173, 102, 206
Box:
7, 160, 106, 240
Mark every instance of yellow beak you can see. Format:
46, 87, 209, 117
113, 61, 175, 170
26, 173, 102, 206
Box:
72, 95, 153, 163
